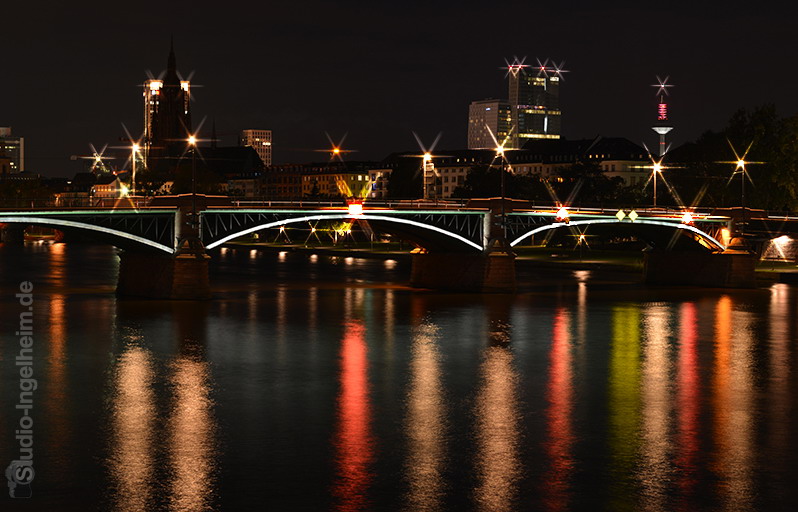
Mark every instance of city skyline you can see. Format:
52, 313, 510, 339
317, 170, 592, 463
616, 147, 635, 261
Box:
3, 2, 798, 177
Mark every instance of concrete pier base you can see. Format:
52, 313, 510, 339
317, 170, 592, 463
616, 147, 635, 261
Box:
410, 251, 516, 292
643, 250, 757, 288
117, 251, 211, 299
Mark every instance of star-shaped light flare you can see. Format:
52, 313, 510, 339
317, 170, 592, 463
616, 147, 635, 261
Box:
652, 75, 674, 97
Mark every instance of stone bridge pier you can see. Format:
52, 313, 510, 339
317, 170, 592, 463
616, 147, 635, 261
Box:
117, 204, 211, 300
410, 206, 516, 292
0, 224, 25, 244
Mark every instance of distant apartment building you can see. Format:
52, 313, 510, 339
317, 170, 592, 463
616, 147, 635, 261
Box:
262, 161, 388, 200
387, 136, 648, 199
0, 127, 24, 173
468, 99, 512, 149
240, 129, 273, 166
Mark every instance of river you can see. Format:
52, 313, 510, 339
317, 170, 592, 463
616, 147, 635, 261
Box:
1, 242, 796, 511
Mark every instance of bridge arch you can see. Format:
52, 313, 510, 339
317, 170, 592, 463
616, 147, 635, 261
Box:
202, 213, 484, 252
509, 218, 726, 252
0, 215, 175, 254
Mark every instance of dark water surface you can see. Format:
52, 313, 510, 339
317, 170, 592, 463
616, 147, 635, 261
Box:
1, 243, 797, 511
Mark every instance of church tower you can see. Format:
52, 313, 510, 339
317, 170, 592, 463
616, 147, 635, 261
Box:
143, 40, 192, 171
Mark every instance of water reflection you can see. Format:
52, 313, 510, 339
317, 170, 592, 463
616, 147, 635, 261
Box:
45, 294, 70, 486
168, 350, 217, 512
333, 320, 373, 511
639, 304, 672, 512
474, 318, 520, 512
109, 345, 156, 512
768, 285, 790, 470
609, 305, 641, 510
404, 321, 446, 511
712, 296, 755, 511
676, 303, 700, 507
543, 308, 574, 511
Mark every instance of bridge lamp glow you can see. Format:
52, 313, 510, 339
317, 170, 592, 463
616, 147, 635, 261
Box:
423, 152, 432, 163
119, 185, 130, 197
348, 203, 364, 216
681, 212, 693, 224
188, 135, 197, 146
556, 207, 569, 221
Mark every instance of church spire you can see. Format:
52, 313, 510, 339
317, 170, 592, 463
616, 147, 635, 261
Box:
167, 36, 176, 75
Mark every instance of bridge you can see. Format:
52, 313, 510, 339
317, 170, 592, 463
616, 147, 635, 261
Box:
2, 197, 793, 297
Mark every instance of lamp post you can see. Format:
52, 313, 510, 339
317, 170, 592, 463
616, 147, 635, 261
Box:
188, 135, 197, 225
131, 143, 140, 196
496, 144, 507, 239
652, 161, 661, 207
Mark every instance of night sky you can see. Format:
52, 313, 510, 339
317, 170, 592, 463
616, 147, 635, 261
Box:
3, 1, 797, 177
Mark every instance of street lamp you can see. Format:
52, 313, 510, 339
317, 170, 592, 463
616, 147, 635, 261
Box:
496, 143, 507, 239
718, 140, 763, 235
188, 135, 198, 226
131, 143, 140, 196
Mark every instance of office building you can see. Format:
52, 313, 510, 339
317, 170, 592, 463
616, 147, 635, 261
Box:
468, 99, 512, 149
0, 127, 24, 173
508, 68, 561, 146
240, 129, 273, 166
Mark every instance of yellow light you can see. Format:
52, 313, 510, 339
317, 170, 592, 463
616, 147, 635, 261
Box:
721, 227, 731, 246
333, 147, 341, 155
653, 163, 662, 173
681, 212, 693, 224
628, 210, 639, 222
615, 210, 626, 221
556, 207, 569, 220
120, 185, 129, 197
132, 143, 140, 152
496, 146, 505, 156
423, 152, 432, 162
348, 203, 363, 216
188, 135, 197, 146
737, 159, 746, 169
773, 235, 791, 246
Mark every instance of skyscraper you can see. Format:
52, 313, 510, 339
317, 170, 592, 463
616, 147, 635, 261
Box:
508, 66, 561, 147
0, 127, 24, 173
240, 129, 273, 166
143, 41, 192, 170
467, 99, 512, 149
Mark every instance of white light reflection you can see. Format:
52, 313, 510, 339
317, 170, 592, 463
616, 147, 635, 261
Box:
475, 343, 520, 511
640, 304, 672, 511
110, 346, 156, 512
404, 321, 446, 510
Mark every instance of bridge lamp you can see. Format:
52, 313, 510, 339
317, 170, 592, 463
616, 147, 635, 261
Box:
556, 207, 569, 222
348, 202, 364, 216
681, 212, 693, 224
119, 185, 130, 197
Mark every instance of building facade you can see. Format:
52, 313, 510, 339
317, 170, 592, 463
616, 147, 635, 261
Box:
240, 129, 273, 166
0, 127, 24, 173
508, 71, 561, 147
468, 99, 513, 149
